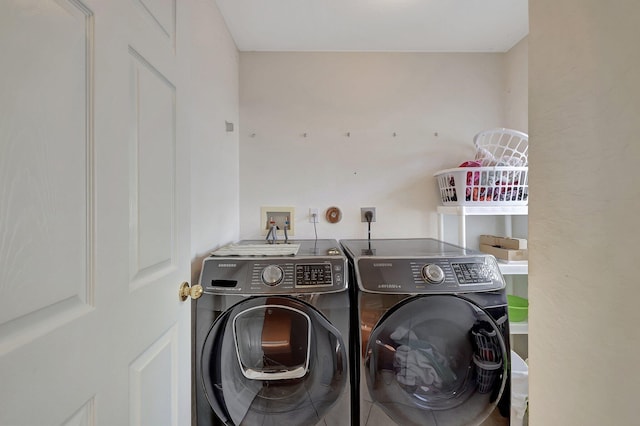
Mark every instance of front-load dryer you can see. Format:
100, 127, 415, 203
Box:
341, 238, 510, 426
194, 239, 352, 426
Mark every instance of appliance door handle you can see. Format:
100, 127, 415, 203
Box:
334, 338, 344, 376
240, 365, 308, 381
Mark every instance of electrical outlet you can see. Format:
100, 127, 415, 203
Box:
261, 206, 295, 236
309, 208, 319, 223
360, 207, 376, 222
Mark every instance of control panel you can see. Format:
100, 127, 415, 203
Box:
354, 255, 504, 294
199, 257, 347, 295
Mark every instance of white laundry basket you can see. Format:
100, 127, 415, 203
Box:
510, 350, 529, 426
434, 166, 528, 206
474, 128, 528, 166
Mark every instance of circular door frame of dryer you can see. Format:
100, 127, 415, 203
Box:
201, 295, 348, 426
363, 294, 508, 426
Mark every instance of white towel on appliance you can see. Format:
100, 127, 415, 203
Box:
211, 243, 300, 257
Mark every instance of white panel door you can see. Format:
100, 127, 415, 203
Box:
0, 1, 191, 425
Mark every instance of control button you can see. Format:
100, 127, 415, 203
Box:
261, 265, 284, 286
422, 264, 445, 284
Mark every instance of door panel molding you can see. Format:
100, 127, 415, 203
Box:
133, 0, 176, 51
128, 46, 177, 291
129, 325, 178, 426
0, 296, 93, 356
0, 0, 95, 354
61, 396, 97, 426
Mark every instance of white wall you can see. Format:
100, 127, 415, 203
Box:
239, 52, 523, 242
529, 2, 640, 424
504, 36, 529, 311
505, 36, 529, 134
187, 0, 239, 282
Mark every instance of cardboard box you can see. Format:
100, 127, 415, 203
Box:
479, 235, 528, 250
480, 244, 528, 261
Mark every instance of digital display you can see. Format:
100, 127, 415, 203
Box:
295, 264, 332, 286
451, 263, 490, 284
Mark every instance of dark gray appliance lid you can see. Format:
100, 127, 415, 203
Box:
340, 238, 504, 294
340, 238, 472, 259
200, 239, 347, 295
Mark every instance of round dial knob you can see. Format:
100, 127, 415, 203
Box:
261, 265, 284, 286
422, 264, 445, 284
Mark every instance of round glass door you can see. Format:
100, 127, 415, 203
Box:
202, 296, 347, 426
365, 295, 507, 426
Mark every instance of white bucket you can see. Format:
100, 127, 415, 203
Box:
511, 350, 528, 426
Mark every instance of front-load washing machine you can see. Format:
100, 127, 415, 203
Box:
194, 239, 352, 426
341, 238, 510, 426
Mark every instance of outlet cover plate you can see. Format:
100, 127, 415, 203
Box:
360, 207, 376, 222
309, 208, 319, 223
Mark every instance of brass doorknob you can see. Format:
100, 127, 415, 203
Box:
179, 282, 203, 301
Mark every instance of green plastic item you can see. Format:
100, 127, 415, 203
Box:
507, 294, 529, 322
